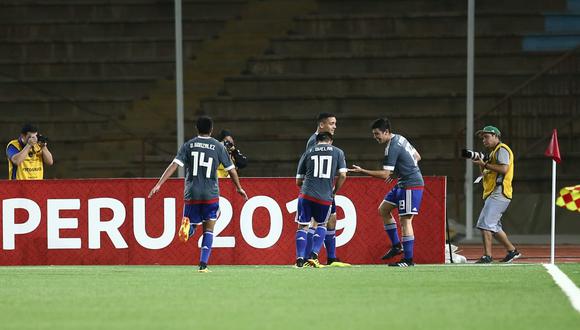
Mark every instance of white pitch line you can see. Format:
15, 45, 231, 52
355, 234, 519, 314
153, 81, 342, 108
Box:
544, 264, 580, 313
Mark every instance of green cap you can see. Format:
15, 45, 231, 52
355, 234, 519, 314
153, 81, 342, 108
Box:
476, 125, 501, 137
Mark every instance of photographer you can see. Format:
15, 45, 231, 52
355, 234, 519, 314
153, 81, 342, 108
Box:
6, 123, 53, 180
216, 129, 247, 178
470, 125, 520, 263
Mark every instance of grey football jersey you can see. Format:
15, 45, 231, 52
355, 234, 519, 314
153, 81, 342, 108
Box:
297, 143, 347, 202
305, 132, 317, 150
383, 134, 424, 187
173, 136, 234, 200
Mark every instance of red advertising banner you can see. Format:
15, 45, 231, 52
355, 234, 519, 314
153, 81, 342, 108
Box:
0, 177, 445, 265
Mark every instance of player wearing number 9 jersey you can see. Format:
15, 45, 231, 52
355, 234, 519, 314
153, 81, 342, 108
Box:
349, 118, 423, 267
148, 116, 248, 273
295, 132, 347, 268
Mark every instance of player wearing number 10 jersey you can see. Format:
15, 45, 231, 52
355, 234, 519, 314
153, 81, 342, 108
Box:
148, 116, 248, 272
295, 132, 347, 268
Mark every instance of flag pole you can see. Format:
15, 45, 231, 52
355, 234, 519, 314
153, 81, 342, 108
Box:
550, 159, 556, 264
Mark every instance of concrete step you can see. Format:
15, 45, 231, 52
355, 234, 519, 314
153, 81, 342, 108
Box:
0, 18, 225, 40
0, 38, 203, 61
317, 0, 568, 15
202, 93, 580, 119
0, 76, 157, 98
0, 58, 176, 79
291, 13, 547, 37
247, 52, 566, 75
0, 1, 246, 21
0, 97, 132, 117
270, 34, 525, 55
222, 73, 546, 97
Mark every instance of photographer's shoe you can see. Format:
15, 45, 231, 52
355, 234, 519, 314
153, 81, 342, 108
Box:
178, 217, 191, 243
381, 244, 403, 260
500, 250, 521, 263
475, 255, 493, 264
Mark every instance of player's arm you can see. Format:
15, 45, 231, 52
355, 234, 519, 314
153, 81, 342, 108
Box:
148, 162, 179, 198
349, 165, 391, 180
295, 152, 307, 187
413, 150, 421, 162
227, 167, 248, 200
333, 172, 347, 195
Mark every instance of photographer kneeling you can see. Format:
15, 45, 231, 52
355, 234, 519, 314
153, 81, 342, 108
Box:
217, 130, 247, 178
6, 123, 54, 180
468, 125, 520, 264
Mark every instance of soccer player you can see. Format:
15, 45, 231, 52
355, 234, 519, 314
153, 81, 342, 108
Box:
295, 132, 347, 268
148, 116, 248, 272
303, 113, 350, 267
349, 118, 423, 267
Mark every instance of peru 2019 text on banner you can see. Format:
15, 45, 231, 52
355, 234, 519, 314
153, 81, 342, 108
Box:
0, 177, 446, 265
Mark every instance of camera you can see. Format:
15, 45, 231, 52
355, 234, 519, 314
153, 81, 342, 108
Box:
223, 140, 234, 150
37, 134, 49, 144
461, 149, 488, 161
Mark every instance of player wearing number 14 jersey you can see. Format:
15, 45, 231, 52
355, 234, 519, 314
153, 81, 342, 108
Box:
148, 116, 248, 273
295, 132, 347, 268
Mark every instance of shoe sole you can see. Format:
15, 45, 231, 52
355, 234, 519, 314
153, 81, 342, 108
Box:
178, 217, 190, 243
198, 269, 212, 273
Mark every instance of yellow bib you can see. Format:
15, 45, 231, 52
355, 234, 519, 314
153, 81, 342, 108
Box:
482, 143, 514, 199
6, 139, 44, 180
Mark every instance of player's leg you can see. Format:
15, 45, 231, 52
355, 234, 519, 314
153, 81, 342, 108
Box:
388, 187, 423, 267
306, 203, 331, 268
380, 187, 403, 259
304, 220, 317, 264
198, 203, 219, 272
295, 197, 312, 267
179, 204, 199, 242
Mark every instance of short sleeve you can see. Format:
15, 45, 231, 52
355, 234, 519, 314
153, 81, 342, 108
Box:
6, 144, 19, 163
496, 147, 510, 165
296, 152, 307, 179
383, 143, 400, 171
173, 143, 188, 167
337, 150, 347, 173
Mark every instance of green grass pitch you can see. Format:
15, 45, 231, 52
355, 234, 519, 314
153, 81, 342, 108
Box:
1, 264, 579, 330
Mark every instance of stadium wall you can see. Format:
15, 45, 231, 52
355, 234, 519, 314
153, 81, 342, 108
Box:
0, 177, 445, 265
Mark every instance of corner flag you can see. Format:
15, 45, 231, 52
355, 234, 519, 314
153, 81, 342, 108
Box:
546, 129, 561, 264
544, 129, 561, 163
556, 185, 580, 213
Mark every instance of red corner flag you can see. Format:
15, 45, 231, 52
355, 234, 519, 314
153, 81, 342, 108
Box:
544, 129, 561, 164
